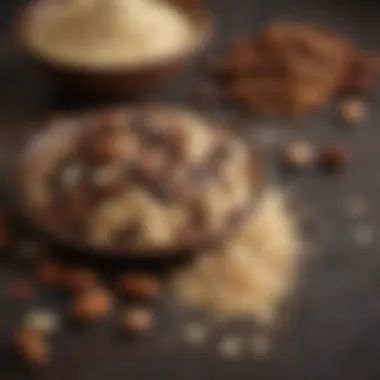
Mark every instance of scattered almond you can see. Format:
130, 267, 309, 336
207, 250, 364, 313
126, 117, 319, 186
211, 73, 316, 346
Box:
282, 140, 315, 169
15, 325, 50, 366
121, 307, 155, 334
116, 273, 161, 301
319, 145, 348, 171
72, 287, 113, 321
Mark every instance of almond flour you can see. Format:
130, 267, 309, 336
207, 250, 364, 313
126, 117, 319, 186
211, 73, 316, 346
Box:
170, 188, 303, 325
23, 0, 196, 67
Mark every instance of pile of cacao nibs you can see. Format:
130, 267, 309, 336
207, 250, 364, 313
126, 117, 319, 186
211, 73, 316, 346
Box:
23, 106, 258, 251
199, 21, 379, 118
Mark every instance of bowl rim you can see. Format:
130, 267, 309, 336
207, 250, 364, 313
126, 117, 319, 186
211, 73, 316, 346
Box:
11, 106, 268, 261
14, 0, 214, 74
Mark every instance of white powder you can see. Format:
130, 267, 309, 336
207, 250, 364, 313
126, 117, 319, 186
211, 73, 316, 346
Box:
24, 0, 196, 67
171, 188, 303, 323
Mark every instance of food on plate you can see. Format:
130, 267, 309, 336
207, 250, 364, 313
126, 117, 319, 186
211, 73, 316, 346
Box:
21, 106, 259, 252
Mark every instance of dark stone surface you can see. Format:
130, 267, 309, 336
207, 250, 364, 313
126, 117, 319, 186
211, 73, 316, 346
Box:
1, 0, 380, 379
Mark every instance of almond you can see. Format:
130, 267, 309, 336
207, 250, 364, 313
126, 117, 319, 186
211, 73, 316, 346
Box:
72, 287, 113, 320
15, 325, 50, 366
319, 145, 348, 171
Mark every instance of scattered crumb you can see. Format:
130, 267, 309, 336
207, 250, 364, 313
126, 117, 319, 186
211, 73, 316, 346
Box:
282, 140, 315, 169
24, 309, 60, 335
218, 335, 242, 359
182, 322, 207, 345
339, 98, 367, 125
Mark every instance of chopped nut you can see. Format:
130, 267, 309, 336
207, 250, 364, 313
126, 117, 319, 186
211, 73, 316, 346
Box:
282, 140, 315, 169
339, 98, 367, 125
116, 273, 161, 301
319, 145, 348, 171
72, 287, 113, 320
121, 307, 155, 334
34, 259, 62, 287
15, 325, 50, 366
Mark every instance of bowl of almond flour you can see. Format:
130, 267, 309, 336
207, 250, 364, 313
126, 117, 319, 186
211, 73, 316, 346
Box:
15, 0, 213, 95
13, 105, 266, 260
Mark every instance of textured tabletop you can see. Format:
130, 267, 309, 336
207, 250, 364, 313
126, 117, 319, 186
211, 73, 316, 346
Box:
1, 0, 380, 379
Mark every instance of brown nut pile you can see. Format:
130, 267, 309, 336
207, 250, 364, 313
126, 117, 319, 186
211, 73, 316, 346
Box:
211, 21, 378, 119
22, 106, 259, 252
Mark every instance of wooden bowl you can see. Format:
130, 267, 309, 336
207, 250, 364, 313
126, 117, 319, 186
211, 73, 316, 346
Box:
11, 107, 267, 262
14, 0, 213, 97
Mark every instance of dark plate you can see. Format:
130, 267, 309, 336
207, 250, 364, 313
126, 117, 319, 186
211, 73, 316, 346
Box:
11, 108, 267, 261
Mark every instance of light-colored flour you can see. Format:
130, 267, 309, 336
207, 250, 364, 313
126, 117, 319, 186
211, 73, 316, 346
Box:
24, 0, 196, 67
171, 188, 303, 325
